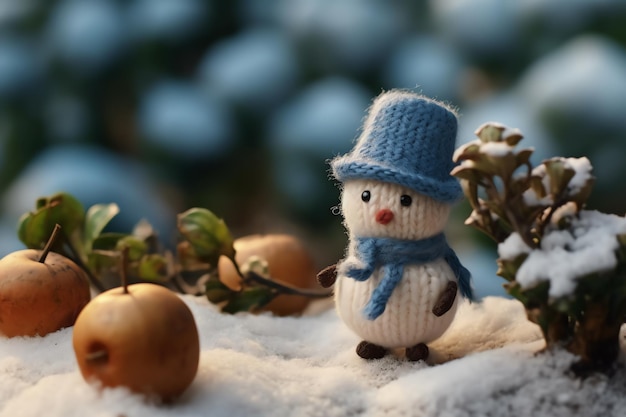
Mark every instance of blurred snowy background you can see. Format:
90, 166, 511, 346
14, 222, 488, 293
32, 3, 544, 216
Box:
1, 0, 625, 298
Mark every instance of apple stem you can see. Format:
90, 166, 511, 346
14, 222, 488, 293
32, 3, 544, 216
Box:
121, 246, 129, 294
38, 224, 62, 263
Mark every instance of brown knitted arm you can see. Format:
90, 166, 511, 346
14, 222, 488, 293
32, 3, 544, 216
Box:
317, 264, 338, 288
432, 281, 458, 317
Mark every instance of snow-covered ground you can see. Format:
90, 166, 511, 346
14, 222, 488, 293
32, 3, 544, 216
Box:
1, 295, 625, 417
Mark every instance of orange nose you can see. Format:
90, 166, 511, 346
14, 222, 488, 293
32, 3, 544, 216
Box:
375, 209, 394, 225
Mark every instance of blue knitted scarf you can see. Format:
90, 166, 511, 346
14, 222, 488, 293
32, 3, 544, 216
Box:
342, 233, 473, 320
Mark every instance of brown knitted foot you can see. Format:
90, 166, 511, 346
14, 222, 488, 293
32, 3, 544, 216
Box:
432, 281, 458, 317
356, 341, 387, 360
406, 343, 429, 362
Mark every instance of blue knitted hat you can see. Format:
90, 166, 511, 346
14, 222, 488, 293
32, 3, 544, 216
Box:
331, 91, 462, 203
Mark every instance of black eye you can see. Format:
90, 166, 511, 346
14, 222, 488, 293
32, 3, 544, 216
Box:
361, 190, 371, 202
400, 195, 412, 207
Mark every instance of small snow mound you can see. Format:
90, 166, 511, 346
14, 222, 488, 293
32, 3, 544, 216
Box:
566, 157, 593, 194
456, 93, 556, 164
501, 210, 626, 297
522, 157, 592, 207
498, 233, 531, 260
480, 141, 515, 157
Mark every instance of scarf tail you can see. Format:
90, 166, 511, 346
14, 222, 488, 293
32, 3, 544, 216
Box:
444, 248, 474, 300
363, 264, 403, 320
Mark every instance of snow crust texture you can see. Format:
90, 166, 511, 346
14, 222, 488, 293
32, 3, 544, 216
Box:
1, 296, 625, 417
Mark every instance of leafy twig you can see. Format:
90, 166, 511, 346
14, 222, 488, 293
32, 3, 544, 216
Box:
18, 194, 331, 314
239, 269, 331, 299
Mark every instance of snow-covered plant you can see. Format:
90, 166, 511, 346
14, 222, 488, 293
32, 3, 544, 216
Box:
452, 122, 626, 373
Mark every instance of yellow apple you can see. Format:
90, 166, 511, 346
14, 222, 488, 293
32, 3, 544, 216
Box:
0, 249, 90, 337
217, 234, 318, 316
72, 283, 200, 401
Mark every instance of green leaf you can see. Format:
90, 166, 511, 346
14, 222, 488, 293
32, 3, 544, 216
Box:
92, 232, 128, 250
177, 241, 208, 270
131, 219, 161, 253
35, 197, 47, 210
115, 236, 148, 261
84, 203, 120, 252
221, 287, 275, 314
17, 212, 39, 249
17, 192, 85, 250
87, 250, 120, 274
177, 208, 235, 265
137, 254, 169, 281
205, 274, 234, 304
45, 192, 85, 234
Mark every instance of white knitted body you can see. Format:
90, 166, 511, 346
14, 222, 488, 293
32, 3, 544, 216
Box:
335, 257, 458, 348
336, 179, 459, 348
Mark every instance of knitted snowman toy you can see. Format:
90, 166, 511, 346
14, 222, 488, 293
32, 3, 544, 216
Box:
318, 90, 473, 361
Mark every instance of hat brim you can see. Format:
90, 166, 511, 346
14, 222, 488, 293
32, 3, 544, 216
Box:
331, 158, 462, 204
